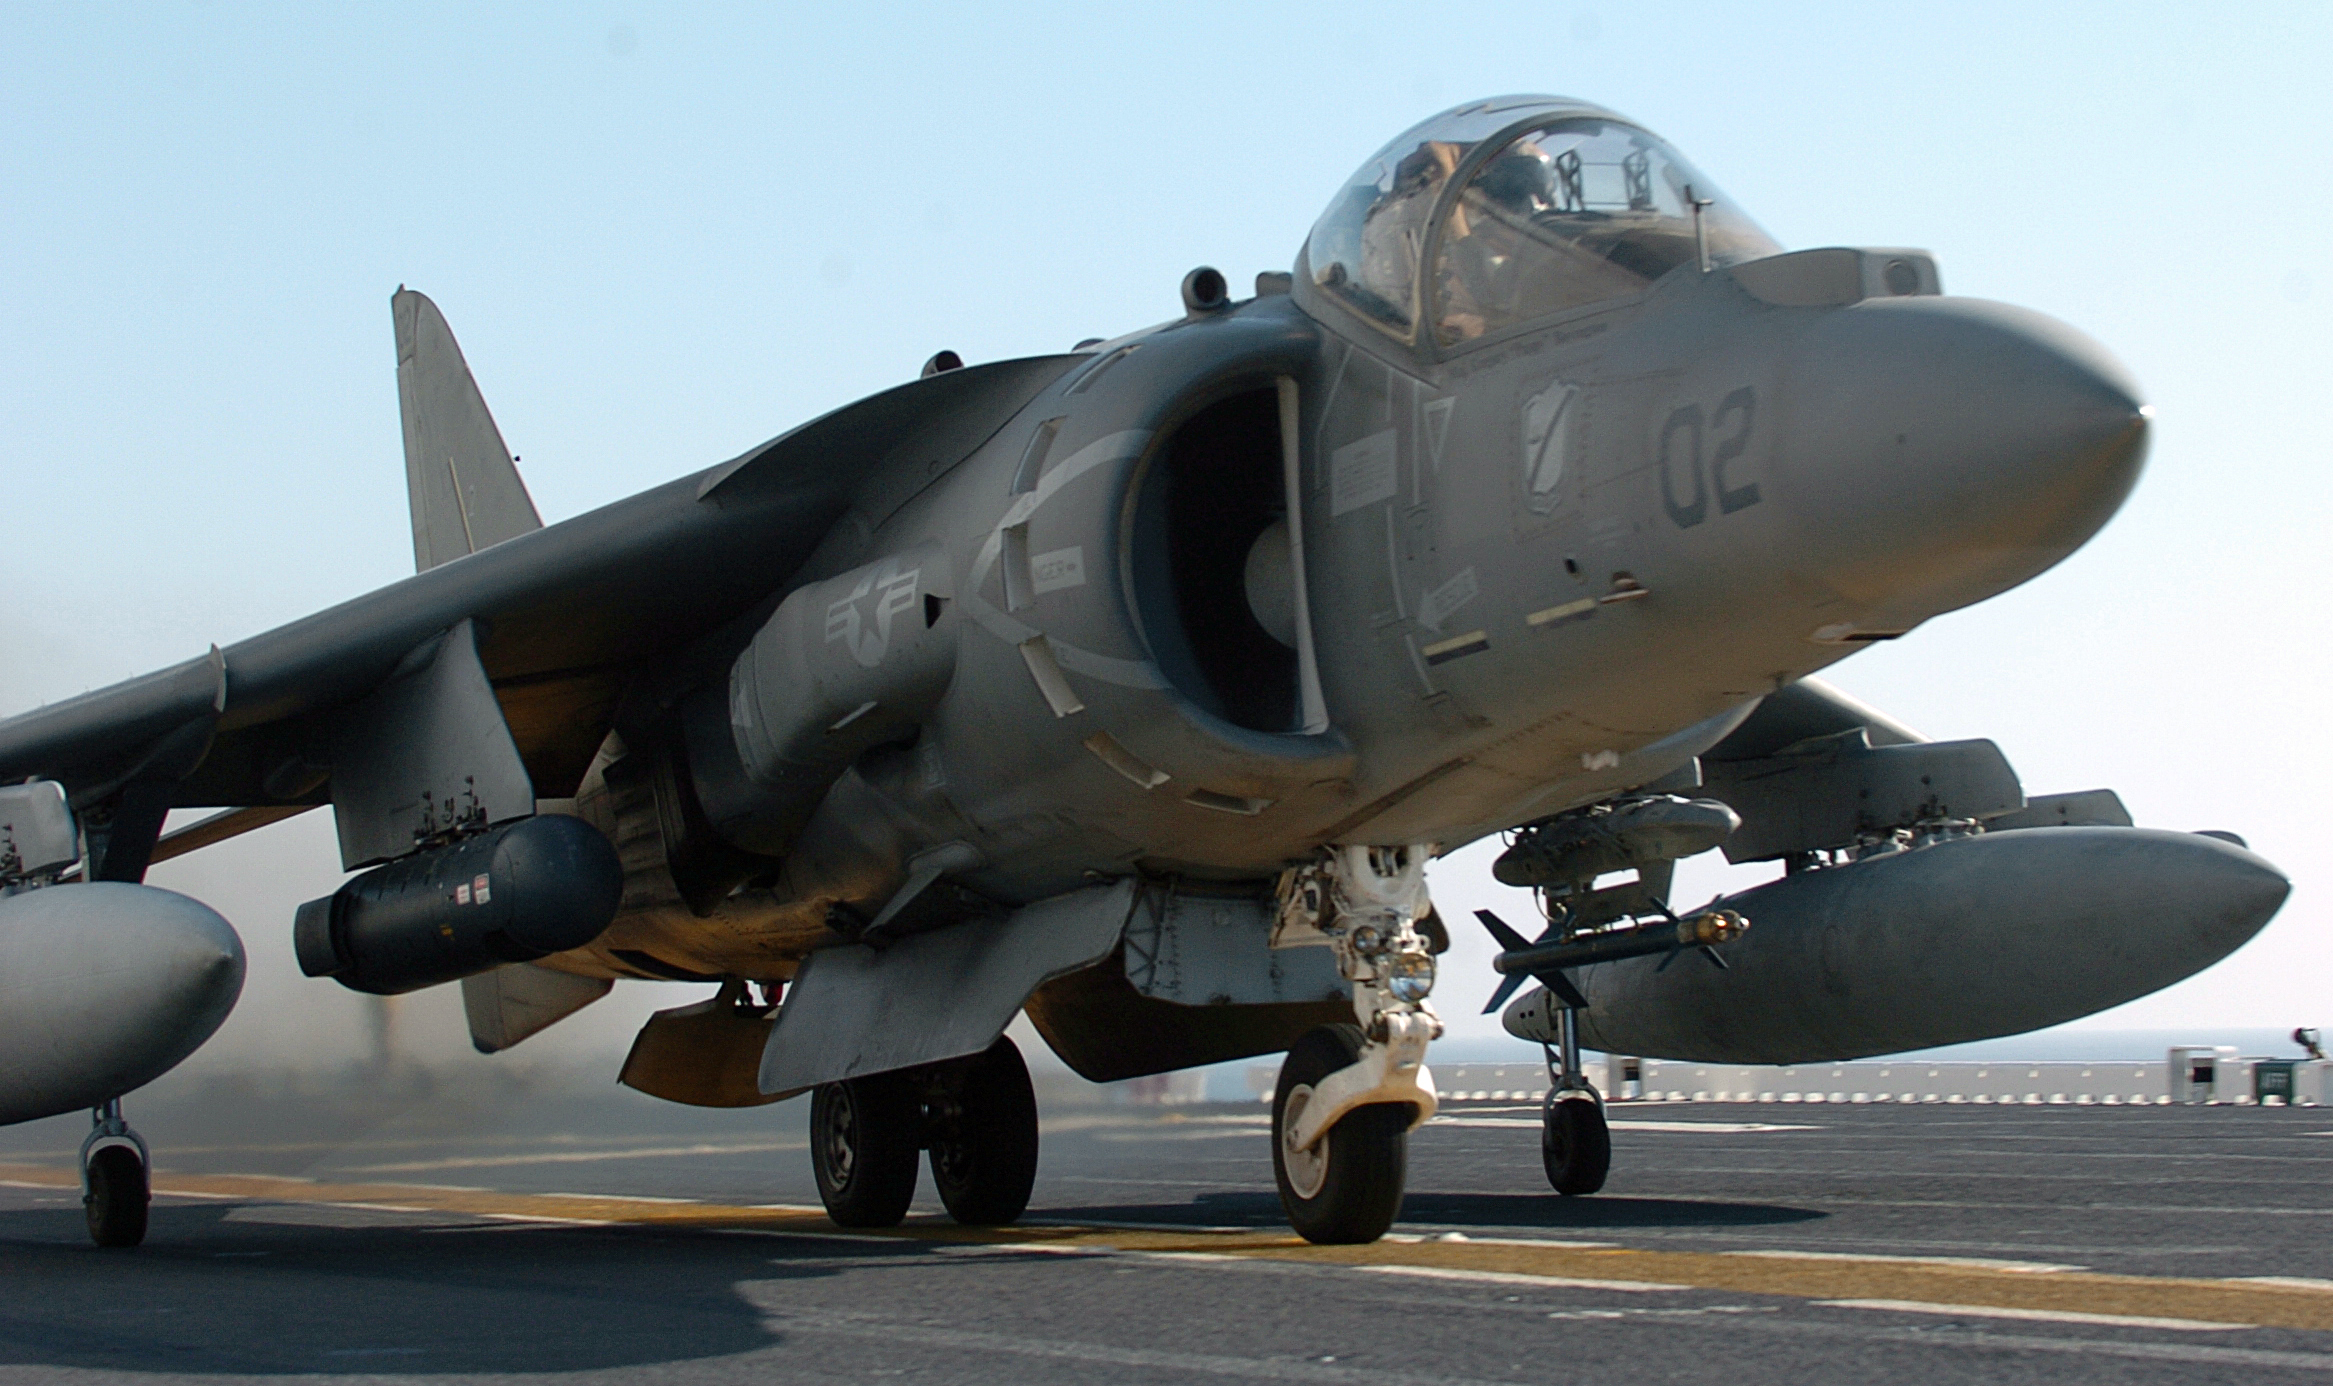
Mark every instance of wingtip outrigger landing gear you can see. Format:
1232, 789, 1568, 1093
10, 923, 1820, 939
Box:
81, 1098, 150, 1248
1482, 796, 1753, 1201
1270, 844, 1444, 1245
1541, 1006, 1610, 1196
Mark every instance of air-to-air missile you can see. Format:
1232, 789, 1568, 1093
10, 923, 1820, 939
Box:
1483, 906, 1747, 988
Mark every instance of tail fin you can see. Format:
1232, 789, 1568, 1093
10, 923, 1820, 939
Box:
393, 288, 543, 571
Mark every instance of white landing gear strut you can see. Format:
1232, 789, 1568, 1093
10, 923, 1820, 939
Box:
1269, 844, 1443, 1244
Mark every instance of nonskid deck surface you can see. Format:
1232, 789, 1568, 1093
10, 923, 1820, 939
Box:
1, 1100, 2331, 1383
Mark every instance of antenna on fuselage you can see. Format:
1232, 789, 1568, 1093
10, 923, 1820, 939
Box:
1685, 184, 1714, 273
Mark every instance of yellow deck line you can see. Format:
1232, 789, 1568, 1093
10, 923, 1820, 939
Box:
5, 1162, 2330, 1330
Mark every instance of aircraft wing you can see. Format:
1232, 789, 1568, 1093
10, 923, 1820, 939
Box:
0, 347, 1083, 874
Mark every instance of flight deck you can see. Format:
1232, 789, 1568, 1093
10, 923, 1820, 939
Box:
0, 1087, 2328, 1383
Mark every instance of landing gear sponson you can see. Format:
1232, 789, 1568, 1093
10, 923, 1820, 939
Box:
807, 849, 1446, 1244
809, 1035, 1039, 1228
81, 1098, 151, 1248
1268, 844, 1444, 1244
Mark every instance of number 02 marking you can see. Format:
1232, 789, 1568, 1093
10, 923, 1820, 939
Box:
1660, 386, 1759, 530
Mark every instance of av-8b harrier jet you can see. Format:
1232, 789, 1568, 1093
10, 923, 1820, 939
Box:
0, 95, 2287, 1248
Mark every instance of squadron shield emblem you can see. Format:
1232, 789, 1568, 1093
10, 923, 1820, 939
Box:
1520, 380, 1579, 514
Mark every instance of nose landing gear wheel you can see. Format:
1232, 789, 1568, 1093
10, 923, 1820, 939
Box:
1272, 1024, 1408, 1245
811, 1071, 921, 1227
927, 1036, 1040, 1226
1543, 1091, 1610, 1196
84, 1145, 148, 1248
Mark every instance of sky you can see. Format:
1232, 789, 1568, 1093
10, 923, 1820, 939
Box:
3, 2, 2328, 1075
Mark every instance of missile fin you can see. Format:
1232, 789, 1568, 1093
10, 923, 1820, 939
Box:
1475, 908, 1532, 953
1481, 908, 1592, 1012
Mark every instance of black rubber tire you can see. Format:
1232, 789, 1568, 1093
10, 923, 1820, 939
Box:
811, 1072, 922, 1228
85, 1145, 148, 1248
1543, 1091, 1611, 1196
1271, 1024, 1409, 1245
928, 1037, 1040, 1226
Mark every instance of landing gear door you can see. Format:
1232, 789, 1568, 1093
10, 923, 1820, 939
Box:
757, 880, 1136, 1094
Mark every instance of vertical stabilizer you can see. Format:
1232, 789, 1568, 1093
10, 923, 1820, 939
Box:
393, 288, 543, 571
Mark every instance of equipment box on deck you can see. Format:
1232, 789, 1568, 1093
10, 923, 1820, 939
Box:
2254, 1060, 2298, 1104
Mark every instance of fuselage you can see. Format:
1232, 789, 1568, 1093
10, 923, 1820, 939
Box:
0, 97, 2141, 990
560, 125, 2147, 984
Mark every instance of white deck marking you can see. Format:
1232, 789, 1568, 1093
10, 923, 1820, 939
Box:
1383, 1234, 1620, 1249
1819, 1298, 2253, 1331
1360, 1265, 1688, 1293
1427, 1117, 1816, 1133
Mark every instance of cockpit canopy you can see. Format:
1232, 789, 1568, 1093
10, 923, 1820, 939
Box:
1303, 97, 1781, 349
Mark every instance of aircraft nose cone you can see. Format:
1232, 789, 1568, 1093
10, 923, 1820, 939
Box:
1774, 297, 2149, 625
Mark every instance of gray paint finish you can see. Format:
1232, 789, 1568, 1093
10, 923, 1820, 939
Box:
1547, 828, 2290, 1063
0, 93, 2269, 1094
327, 618, 536, 869
758, 881, 1136, 1093
1121, 888, 1348, 1007
0, 883, 243, 1124
395, 287, 543, 572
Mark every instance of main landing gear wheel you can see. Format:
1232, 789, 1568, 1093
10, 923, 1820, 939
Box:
811, 1071, 921, 1228
84, 1144, 149, 1248
927, 1036, 1040, 1226
1273, 1024, 1408, 1245
1543, 1091, 1610, 1196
